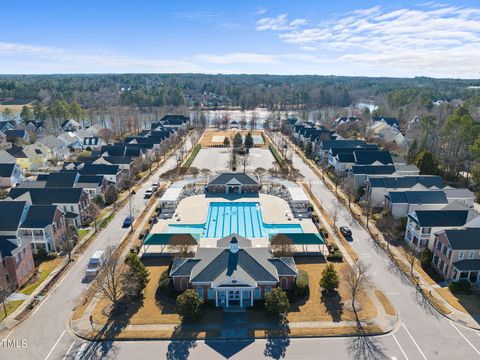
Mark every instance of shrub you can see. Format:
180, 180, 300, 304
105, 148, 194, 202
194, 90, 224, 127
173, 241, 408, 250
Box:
265, 288, 290, 316
326, 250, 343, 262
449, 280, 472, 294
294, 270, 309, 298
420, 249, 433, 267
176, 289, 204, 321
319, 263, 339, 292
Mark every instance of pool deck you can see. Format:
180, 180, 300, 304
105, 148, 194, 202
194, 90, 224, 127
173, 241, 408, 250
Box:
150, 193, 318, 248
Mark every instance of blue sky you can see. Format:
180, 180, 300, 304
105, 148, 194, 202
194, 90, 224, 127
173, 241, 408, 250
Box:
0, 1, 479, 78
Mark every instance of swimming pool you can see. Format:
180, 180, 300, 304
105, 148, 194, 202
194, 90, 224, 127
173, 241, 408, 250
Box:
167, 202, 303, 239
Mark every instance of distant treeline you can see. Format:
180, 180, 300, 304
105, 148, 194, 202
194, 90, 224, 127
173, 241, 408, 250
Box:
0, 74, 479, 110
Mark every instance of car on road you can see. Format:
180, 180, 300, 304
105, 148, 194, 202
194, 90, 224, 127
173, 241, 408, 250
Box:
151, 182, 159, 191
85, 250, 105, 277
123, 216, 134, 227
144, 188, 154, 199
340, 226, 352, 238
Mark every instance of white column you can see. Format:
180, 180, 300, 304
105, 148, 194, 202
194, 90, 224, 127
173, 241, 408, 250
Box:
240, 290, 243, 307
250, 289, 253, 306
226, 291, 229, 307
215, 290, 218, 307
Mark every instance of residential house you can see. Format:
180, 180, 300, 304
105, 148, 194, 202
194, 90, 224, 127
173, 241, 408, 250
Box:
365, 175, 444, 206
82, 136, 104, 150
93, 156, 133, 176
74, 175, 107, 198
371, 116, 400, 129
159, 114, 189, 130
207, 173, 260, 194
25, 120, 45, 134
79, 164, 125, 185
349, 165, 397, 188
36, 135, 71, 160
334, 116, 360, 126
18, 205, 67, 254
0, 201, 35, 288
57, 132, 83, 150
442, 188, 475, 208
394, 164, 421, 176
169, 235, 298, 308
22, 143, 51, 171
432, 228, 480, 286
0, 163, 23, 187
404, 203, 479, 251
5, 129, 29, 143
319, 139, 375, 162
384, 190, 449, 219
0, 121, 16, 132
61, 119, 81, 132
8, 188, 90, 227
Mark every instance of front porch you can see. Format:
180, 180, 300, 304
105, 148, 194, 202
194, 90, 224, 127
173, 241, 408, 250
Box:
213, 287, 259, 308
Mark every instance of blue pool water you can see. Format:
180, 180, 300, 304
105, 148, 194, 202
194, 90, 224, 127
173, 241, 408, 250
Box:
167, 202, 303, 239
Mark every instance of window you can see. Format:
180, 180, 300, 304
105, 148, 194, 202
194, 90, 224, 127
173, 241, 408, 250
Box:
254, 288, 261, 299
265, 286, 272, 294
460, 271, 469, 279
196, 287, 203, 299
207, 288, 215, 300
422, 227, 431, 234
459, 251, 464, 260
436, 241, 442, 251
469, 251, 474, 259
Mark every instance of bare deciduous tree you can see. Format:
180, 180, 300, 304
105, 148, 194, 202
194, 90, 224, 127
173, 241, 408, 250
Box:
331, 208, 340, 230
254, 167, 266, 184
403, 244, 418, 282
89, 245, 122, 306
343, 261, 369, 313
237, 154, 250, 174
341, 176, 357, 212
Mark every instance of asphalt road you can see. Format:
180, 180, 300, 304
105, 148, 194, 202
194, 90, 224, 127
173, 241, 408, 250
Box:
0, 138, 191, 360
2, 133, 480, 360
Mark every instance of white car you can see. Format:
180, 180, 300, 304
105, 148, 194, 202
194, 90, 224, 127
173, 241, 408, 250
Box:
85, 250, 105, 277
151, 182, 159, 191
144, 188, 154, 199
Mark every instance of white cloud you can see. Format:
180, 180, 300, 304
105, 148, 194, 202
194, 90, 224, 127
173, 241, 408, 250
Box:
256, 4, 480, 78
173, 11, 238, 30
0, 42, 201, 73
255, 8, 267, 15
196, 52, 278, 65
256, 14, 308, 31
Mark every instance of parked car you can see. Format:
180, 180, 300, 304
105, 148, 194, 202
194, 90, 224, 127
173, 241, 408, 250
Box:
144, 188, 153, 199
85, 250, 105, 277
340, 226, 352, 238
123, 216, 134, 227
151, 182, 159, 191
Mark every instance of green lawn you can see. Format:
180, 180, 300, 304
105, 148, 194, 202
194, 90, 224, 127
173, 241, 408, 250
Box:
20, 257, 63, 295
0, 300, 24, 322
78, 229, 90, 240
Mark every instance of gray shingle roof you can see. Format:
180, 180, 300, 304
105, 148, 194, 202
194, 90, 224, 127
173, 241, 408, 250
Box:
209, 173, 259, 186
351, 165, 396, 175
9, 188, 84, 205
45, 172, 79, 188
354, 150, 393, 165
443, 228, 480, 250
452, 259, 480, 271
0, 236, 18, 258
0, 163, 15, 177
0, 201, 27, 231
20, 205, 58, 228
81, 164, 120, 175
409, 209, 473, 227
386, 191, 448, 204
368, 176, 444, 189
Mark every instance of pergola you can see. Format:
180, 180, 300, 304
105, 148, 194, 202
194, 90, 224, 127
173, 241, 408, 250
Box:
270, 233, 326, 254
142, 233, 199, 255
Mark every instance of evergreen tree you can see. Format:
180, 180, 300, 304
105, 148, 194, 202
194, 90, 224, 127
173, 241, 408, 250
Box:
415, 150, 440, 175
233, 132, 243, 148
176, 289, 204, 320
319, 263, 339, 293
265, 288, 290, 316
244, 132, 254, 149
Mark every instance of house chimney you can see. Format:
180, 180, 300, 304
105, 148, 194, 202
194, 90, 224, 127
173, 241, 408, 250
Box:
229, 236, 239, 253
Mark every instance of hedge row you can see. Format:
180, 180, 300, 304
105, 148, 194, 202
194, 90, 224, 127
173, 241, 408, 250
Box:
269, 144, 287, 170
183, 144, 201, 169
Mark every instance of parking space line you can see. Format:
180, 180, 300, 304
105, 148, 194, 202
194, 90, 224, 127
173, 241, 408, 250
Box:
392, 334, 410, 360
44, 329, 66, 360
401, 323, 428, 360
449, 320, 480, 355
63, 340, 76, 360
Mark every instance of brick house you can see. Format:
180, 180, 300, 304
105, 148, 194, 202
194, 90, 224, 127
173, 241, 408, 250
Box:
169, 234, 297, 308
207, 173, 260, 194
432, 228, 480, 286
0, 202, 35, 288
